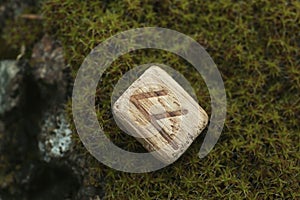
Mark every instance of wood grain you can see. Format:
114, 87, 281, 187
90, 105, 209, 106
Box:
113, 66, 208, 164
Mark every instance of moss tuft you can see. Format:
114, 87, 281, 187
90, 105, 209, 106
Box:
42, 0, 300, 199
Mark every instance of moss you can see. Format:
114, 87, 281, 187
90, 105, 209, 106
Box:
2, 5, 44, 59
42, 0, 300, 199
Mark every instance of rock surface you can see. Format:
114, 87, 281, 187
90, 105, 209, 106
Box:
0, 60, 23, 116
0, 35, 85, 199
39, 110, 72, 162
30, 34, 68, 105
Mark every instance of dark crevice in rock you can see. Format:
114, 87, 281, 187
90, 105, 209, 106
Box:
26, 163, 80, 200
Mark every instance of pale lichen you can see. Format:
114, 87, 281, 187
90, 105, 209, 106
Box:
38, 111, 72, 162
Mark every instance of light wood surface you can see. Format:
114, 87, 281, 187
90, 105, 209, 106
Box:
113, 66, 208, 164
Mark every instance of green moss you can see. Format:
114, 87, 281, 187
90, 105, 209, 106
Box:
43, 0, 299, 199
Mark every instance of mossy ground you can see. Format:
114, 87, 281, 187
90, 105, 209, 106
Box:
3, 0, 299, 199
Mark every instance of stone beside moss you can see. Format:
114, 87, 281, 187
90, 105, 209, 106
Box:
0, 0, 299, 199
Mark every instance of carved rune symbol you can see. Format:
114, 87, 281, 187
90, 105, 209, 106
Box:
130, 89, 188, 150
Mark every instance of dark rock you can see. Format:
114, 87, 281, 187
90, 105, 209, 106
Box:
0, 34, 75, 199
0, 34, 103, 199
30, 34, 67, 105
25, 163, 80, 200
0, 60, 24, 116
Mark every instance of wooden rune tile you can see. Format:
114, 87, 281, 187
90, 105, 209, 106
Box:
113, 66, 208, 164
